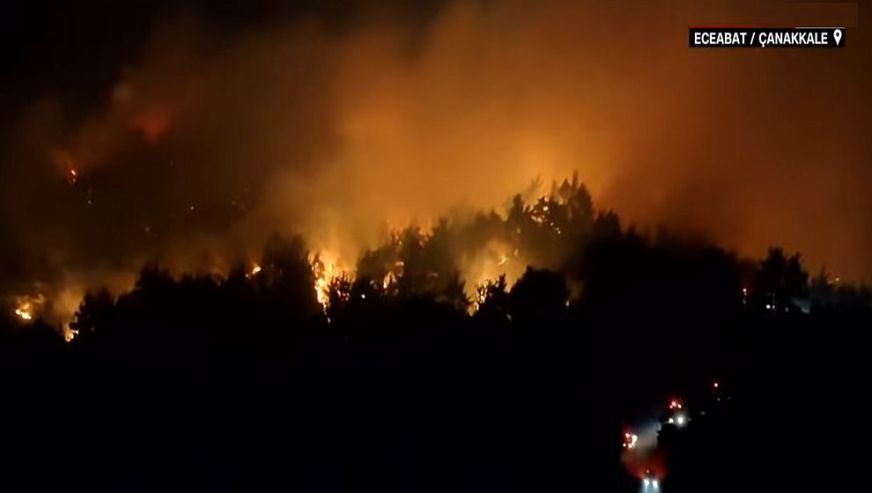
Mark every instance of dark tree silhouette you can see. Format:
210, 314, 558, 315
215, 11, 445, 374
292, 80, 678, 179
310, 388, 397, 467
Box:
0, 176, 868, 491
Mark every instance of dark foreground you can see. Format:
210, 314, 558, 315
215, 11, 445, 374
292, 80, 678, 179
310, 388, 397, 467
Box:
2, 213, 868, 491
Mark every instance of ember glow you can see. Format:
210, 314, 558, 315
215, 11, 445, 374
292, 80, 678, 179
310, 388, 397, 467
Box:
461, 241, 525, 308
12, 294, 45, 323
14, 304, 33, 321
311, 252, 348, 310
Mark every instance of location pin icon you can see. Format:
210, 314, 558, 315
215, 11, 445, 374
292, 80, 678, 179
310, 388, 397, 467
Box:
833, 29, 842, 45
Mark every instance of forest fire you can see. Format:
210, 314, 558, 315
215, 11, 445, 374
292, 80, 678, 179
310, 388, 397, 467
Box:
14, 304, 33, 321
12, 294, 45, 323
0, 1, 867, 490
312, 252, 345, 310
0, 0, 866, 327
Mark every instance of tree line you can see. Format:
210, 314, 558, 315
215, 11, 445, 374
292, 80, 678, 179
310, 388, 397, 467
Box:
0, 175, 868, 491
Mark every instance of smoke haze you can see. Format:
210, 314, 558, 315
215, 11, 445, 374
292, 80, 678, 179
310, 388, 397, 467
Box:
1, 0, 870, 318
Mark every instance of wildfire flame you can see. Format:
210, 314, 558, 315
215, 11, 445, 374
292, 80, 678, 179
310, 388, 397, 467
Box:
15, 305, 33, 321
12, 294, 46, 323
315, 269, 334, 308
63, 325, 78, 342
311, 252, 346, 310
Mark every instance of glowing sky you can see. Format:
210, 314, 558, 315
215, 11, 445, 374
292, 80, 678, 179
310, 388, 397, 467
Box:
1, 0, 869, 308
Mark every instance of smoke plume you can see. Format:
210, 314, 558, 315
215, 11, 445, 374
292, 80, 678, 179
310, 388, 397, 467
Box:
1, 0, 870, 323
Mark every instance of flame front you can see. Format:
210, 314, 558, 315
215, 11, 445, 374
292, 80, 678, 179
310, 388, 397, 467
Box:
14, 304, 33, 321
12, 294, 47, 323
315, 265, 334, 308
312, 252, 346, 310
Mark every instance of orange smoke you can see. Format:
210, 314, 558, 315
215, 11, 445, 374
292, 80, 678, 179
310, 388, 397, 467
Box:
1, 0, 871, 326
132, 107, 174, 143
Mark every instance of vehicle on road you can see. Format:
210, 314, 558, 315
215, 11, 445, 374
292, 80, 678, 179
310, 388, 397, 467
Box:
642, 468, 660, 490
664, 398, 688, 427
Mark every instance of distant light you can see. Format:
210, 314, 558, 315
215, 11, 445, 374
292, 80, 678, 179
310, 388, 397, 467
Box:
713, 381, 719, 389
676, 414, 687, 426
668, 417, 674, 424
643, 478, 651, 486
623, 432, 638, 449
651, 479, 659, 489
